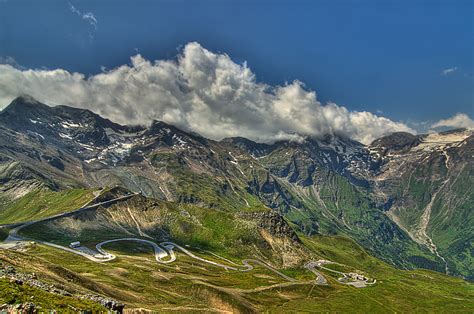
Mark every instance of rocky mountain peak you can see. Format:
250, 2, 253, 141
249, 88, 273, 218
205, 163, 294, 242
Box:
144, 119, 208, 146
370, 132, 419, 147
221, 137, 272, 157
368, 132, 421, 157
1, 95, 130, 132
6, 94, 42, 107
0, 96, 125, 148
1, 95, 52, 118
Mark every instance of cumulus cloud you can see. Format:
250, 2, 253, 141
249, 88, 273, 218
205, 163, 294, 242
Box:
431, 113, 474, 130
441, 66, 458, 76
0, 42, 415, 144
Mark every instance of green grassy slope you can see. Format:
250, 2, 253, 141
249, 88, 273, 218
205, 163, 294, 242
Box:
0, 189, 96, 224
20, 196, 302, 266
248, 165, 444, 273
278, 235, 474, 312
387, 155, 474, 280
2, 233, 472, 312
430, 166, 474, 280
11, 194, 472, 312
149, 151, 266, 212
318, 172, 442, 271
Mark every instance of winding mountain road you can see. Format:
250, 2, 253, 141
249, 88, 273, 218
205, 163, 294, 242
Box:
94, 239, 312, 283
304, 262, 328, 285
312, 260, 376, 287
96, 238, 176, 263
0, 192, 338, 287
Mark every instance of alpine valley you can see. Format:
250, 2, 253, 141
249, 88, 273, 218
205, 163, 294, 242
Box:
0, 95, 472, 312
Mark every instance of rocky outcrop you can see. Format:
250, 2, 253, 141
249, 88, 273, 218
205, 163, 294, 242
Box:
254, 211, 301, 244
0, 262, 124, 312
239, 211, 306, 267
80, 295, 125, 312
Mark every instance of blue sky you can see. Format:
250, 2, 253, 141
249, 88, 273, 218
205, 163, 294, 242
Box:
0, 0, 472, 138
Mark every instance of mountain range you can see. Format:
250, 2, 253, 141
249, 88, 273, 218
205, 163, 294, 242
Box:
0, 95, 472, 311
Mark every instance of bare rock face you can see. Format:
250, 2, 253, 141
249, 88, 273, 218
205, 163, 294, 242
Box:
256, 212, 301, 244
239, 211, 306, 267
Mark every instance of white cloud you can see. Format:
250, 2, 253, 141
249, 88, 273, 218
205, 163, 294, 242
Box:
81, 12, 98, 29
431, 113, 474, 130
69, 3, 97, 28
69, 3, 80, 15
69, 2, 98, 40
441, 66, 458, 76
0, 42, 415, 144
0, 56, 24, 70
